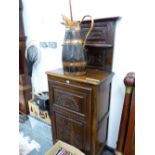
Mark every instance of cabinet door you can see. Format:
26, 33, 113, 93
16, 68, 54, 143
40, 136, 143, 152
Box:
48, 80, 92, 153
54, 112, 85, 151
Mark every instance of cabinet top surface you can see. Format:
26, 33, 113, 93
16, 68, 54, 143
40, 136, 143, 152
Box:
46, 68, 114, 85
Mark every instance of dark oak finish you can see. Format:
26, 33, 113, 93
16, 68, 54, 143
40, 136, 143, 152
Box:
47, 69, 114, 155
19, 74, 31, 114
19, 37, 27, 74
19, 0, 27, 75
124, 91, 135, 155
47, 17, 119, 155
81, 17, 120, 72
117, 72, 135, 155
19, 0, 31, 114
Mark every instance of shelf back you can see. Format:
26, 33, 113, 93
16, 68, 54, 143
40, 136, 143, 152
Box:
80, 17, 120, 72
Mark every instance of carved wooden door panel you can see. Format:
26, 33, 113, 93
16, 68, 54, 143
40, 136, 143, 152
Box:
48, 80, 92, 153
54, 112, 85, 151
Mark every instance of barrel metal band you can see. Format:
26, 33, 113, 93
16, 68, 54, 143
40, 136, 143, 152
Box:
65, 27, 81, 31
126, 87, 134, 94
63, 61, 86, 67
64, 71, 86, 76
63, 39, 83, 44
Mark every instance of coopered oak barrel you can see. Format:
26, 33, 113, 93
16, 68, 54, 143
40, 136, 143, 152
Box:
62, 25, 87, 76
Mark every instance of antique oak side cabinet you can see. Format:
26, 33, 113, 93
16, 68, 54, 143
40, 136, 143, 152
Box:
47, 17, 119, 155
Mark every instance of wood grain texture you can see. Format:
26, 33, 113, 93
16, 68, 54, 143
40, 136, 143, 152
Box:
47, 17, 119, 155
80, 17, 120, 72
47, 68, 113, 85
124, 91, 135, 155
117, 72, 135, 155
19, 0, 31, 114
47, 69, 114, 155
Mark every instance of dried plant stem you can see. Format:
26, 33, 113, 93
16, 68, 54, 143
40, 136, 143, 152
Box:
69, 0, 73, 21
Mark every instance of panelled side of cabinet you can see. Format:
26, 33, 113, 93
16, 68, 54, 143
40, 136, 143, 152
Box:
95, 78, 112, 155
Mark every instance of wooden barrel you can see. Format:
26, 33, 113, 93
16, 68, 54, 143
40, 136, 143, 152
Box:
62, 25, 87, 76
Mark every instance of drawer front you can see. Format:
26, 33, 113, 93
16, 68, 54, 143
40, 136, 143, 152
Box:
48, 80, 92, 117
54, 88, 85, 113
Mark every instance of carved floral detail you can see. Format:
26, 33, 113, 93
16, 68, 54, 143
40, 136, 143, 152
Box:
56, 95, 79, 112
56, 114, 83, 149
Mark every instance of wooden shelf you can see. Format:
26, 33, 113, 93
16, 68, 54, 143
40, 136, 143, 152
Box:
86, 43, 112, 48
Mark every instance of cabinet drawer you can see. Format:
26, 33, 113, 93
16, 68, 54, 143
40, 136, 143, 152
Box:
53, 88, 86, 114
48, 80, 92, 117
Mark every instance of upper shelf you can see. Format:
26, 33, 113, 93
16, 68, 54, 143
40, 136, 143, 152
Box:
80, 17, 120, 72
81, 18, 120, 48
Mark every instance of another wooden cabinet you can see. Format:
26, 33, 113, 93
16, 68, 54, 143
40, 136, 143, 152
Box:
47, 17, 119, 155
19, 0, 31, 114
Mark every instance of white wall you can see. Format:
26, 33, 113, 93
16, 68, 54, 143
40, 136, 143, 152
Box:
22, 0, 140, 148
22, 0, 70, 92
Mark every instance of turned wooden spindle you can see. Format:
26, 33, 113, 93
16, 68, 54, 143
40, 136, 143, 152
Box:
117, 72, 135, 153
